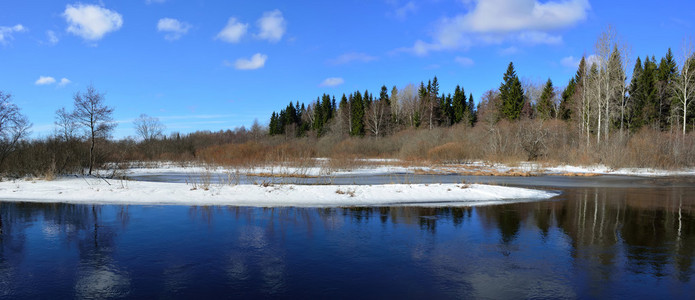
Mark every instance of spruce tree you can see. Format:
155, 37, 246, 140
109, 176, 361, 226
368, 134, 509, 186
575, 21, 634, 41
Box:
499, 62, 525, 121
453, 85, 466, 123
628, 57, 644, 130
380, 85, 389, 106
467, 93, 476, 126
351, 91, 365, 136
537, 79, 556, 120
559, 78, 576, 121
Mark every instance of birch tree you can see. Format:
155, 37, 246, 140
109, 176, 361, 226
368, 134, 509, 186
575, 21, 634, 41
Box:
674, 38, 695, 135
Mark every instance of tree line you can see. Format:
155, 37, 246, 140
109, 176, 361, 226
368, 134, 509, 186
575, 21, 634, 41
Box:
268, 76, 478, 139
267, 29, 695, 145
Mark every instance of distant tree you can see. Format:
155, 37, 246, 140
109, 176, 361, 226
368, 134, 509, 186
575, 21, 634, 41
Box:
0, 91, 31, 171
559, 78, 576, 121
537, 79, 556, 120
350, 91, 365, 136
250, 119, 264, 140
426, 76, 440, 129
71, 85, 115, 175
467, 93, 477, 126
55, 107, 78, 142
674, 38, 695, 134
499, 62, 525, 121
133, 114, 165, 142
453, 85, 466, 124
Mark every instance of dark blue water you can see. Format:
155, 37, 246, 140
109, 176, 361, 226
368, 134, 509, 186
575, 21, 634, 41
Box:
2, 181, 695, 298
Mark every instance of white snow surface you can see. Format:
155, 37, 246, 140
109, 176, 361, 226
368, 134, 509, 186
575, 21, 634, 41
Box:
0, 177, 558, 207
123, 160, 695, 178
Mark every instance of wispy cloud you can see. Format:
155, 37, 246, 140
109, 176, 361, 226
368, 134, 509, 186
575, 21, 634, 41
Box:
58, 78, 71, 87
0, 24, 27, 44
255, 9, 286, 43
328, 52, 377, 65
157, 18, 191, 41
560, 56, 580, 68
46, 30, 59, 45
320, 77, 344, 87
35, 76, 56, 85
216, 17, 248, 43
63, 4, 123, 41
455, 56, 475, 67
35, 76, 71, 87
391, 1, 417, 20
228, 53, 268, 70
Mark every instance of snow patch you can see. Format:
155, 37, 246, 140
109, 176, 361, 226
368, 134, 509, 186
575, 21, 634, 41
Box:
0, 177, 559, 207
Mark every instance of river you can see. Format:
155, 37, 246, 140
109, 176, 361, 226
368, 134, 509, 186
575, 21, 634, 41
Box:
1, 176, 694, 298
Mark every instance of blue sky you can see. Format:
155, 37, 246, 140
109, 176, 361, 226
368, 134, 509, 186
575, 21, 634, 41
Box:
1, 0, 693, 139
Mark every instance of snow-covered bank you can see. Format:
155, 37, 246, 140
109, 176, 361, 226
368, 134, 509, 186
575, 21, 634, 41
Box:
124, 160, 695, 178
0, 177, 559, 207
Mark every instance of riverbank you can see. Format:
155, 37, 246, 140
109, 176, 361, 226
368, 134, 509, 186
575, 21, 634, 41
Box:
0, 176, 558, 207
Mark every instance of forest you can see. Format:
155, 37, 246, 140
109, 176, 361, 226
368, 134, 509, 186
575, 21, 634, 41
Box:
1, 28, 694, 177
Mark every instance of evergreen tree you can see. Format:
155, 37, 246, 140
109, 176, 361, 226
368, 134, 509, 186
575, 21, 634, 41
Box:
656, 48, 677, 130
628, 57, 644, 130
642, 56, 659, 128
537, 79, 556, 120
380, 85, 389, 106
351, 91, 365, 136
467, 93, 477, 126
269, 112, 278, 135
453, 85, 466, 123
559, 78, 576, 121
499, 62, 525, 121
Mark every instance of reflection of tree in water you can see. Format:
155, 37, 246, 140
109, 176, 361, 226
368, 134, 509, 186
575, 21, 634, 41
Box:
74, 205, 131, 299
0, 202, 132, 298
550, 187, 695, 283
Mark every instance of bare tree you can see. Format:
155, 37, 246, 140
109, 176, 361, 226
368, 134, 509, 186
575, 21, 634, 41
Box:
366, 98, 390, 138
72, 85, 115, 175
594, 26, 616, 145
134, 114, 165, 142
55, 107, 78, 142
398, 83, 419, 127
674, 38, 695, 135
0, 91, 31, 171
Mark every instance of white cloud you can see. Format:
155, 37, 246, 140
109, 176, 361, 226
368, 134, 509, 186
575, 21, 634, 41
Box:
47, 30, 59, 45
393, 1, 417, 20
516, 31, 562, 45
232, 53, 267, 70
320, 77, 344, 87
405, 0, 589, 55
256, 10, 286, 43
560, 56, 580, 68
499, 46, 519, 55
58, 78, 72, 87
0, 24, 27, 44
328, 52, 377, 65
35, 76, 57, 85
63, 4, 123, 41
157, 18, 191, 41
35, 76, 71, 86
454, 56, 475, 67
216, 17, 248, 43
463, 0, 590, 33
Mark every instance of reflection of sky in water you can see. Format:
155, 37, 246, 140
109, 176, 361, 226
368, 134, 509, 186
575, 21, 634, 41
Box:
1, 183, 695, 298
75, 263, 131, 299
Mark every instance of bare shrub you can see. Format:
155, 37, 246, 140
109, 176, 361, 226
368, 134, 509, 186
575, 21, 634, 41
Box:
427, 142, 470, 163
